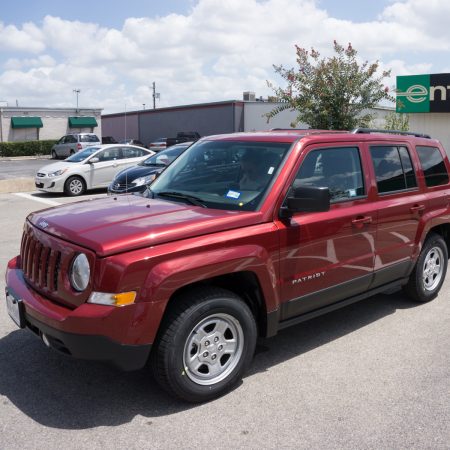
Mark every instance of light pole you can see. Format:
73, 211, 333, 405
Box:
73, 89, 80, 112
152, 82, 160, 109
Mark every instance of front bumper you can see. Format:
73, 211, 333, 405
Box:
5, 260, 152, 371
35, 175, 66, 192
107, 184, 146, 195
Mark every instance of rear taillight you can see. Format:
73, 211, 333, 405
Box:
77, 143, 82, 150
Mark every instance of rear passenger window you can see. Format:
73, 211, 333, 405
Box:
293, 147, 364, 203
370, 146, 417, 194
416, 146, 449, 187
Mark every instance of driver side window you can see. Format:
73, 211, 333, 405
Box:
293, 147, 365, 202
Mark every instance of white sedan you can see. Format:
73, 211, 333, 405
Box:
35, 144, 154, 196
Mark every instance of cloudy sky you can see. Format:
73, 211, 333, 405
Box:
0, 0, 448, 114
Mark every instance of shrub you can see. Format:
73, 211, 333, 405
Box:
0, 140, 57, 157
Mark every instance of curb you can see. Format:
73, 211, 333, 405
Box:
0, 178, 35, 194
0, 155, 51, 161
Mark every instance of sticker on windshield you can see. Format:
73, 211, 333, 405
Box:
226, 190, 241, 199
267, 166, 275, 175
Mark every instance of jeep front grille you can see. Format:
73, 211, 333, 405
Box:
20, 230, 62, 292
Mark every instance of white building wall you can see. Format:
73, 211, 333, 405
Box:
0, 107, 102, 142
243, 102, 308, 131
408, 113, 450, 156
244, 103, 394, 132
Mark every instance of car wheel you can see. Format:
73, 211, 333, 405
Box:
51, 150, 57, 159
152, 287, 257, 403
404, 233, 448, 302
64, 176, 86, 196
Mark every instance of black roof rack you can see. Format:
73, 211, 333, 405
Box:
270, 128, 310, 131
352, 128, 431, 139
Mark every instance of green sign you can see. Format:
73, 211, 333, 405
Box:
396, 73, 450, 113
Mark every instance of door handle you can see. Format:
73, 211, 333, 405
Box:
352, 216, 372, 229
410, 204, 425, 214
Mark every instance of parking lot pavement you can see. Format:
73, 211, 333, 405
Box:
1, 190, 450, 449
0, 157, 51, 180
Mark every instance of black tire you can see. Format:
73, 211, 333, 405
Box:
404, 233, 448, 302
151, 287, 257, 403
51, 150, 57, 159
69, 149, 75, 156
64, 176, 86, 196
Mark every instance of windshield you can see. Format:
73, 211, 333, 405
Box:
149, 140, 291, 211
66, 146, 100, 162
142, 146, 187, 166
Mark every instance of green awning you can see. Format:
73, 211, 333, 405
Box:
11, 116, 43, 128
68, 116, 98, 128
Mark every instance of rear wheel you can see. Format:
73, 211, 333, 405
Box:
152, 287, 257, 402
404, 233, 448, 302
51, 150, 57, 159
64, 176, 86, 196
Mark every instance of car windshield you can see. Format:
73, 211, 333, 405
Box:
66, 146, 100, 162
149, 140, 291, 211
141, 146, 187, 166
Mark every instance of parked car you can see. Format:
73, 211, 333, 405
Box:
6, 128, 450, 403
102, 136, 118, 144
108, 142, 192, 195
148, 137, 168, 152
35, 144, 154, 196
119, 139, 146, 147
165, 131, 201, 148
149, 132, 201, 152
51, 133, 100, 159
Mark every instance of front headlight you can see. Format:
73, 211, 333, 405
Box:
48, 169, 67, 178
70, 253, 90, 291
133, 174, 156, 187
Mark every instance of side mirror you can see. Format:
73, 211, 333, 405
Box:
280, 185, 330, 218
88, 157, 99, 164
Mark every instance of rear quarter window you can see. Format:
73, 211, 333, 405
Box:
416, 146, 449, 187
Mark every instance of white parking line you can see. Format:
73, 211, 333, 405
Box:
14, 193, 61, 206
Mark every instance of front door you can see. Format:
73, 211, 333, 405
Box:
277, 145, 377, 320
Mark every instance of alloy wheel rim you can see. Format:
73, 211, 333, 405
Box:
183, 313, 244, 386
422, 246, 444, 291
70, 179, 83, 194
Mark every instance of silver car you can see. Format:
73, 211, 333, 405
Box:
51, 133, 100, 159
36, 144, 154, 196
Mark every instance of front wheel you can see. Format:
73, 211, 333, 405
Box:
404, 233, 448, 302
151, 287, 257, 402
64, 176, 86, 196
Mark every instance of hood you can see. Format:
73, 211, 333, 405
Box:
28, 196, 262, 256
37, 161, 79, 173
115, 165, 163, 182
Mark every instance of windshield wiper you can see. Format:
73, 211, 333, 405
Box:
157, 191, 207, 207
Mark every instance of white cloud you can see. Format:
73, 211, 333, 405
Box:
0, 21, 45, 53
0, 0, 449, 113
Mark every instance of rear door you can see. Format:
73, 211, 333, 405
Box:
368, 143, 426, 287
278, 144, 377, 319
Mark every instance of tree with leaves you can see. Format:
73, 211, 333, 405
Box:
384, 112, 410, 131
266, 41, 394, 130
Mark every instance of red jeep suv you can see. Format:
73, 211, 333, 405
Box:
5, 128, 450, 402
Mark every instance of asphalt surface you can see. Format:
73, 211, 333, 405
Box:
0, 157, 51, 180
0, 180, 449, 449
